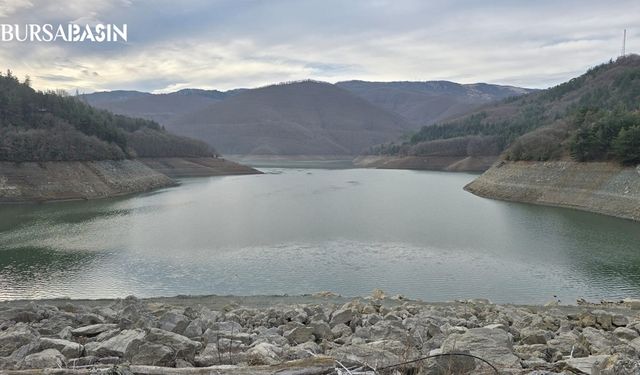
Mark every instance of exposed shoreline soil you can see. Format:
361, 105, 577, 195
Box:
353, 155, 498, 172
465, 161, 640, 221
0, 157, 261, 203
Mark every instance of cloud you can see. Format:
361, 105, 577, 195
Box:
0, 0, 638, 92
0, 0, 33, 18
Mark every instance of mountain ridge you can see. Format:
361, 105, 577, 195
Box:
83, 79, 532, 156
165, 80, 414, 155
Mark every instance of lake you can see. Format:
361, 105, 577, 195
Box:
1, 167, 639, 304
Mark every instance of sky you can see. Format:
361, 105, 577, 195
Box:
0, 0, 638, 93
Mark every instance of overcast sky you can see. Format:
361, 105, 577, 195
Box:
0, 0, 638, 93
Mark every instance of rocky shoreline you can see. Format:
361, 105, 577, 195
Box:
465, 161, 640, 222
0, 157, 261, 203
1, 294, 640, 374
353, 155, 497, 172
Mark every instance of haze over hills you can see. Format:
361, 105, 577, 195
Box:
336, 80, 535, 127
82, 89, 244, 125
166, 80, 414, 155
83, 80, 532, 156
371, 55, 640, 166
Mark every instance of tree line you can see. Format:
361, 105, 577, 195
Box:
373, 56, 640, 165
0, 70, 215, 162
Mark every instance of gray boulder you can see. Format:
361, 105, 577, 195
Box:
546, 332, 588, 357
158, 310, 190, 334
145, 328, 201, 361
284, 326, 314, 344
441, 327, 521, 369
328, 339, 416, 369
246, 342, 282, 365
613, 327, 639, 341
0, 323, 39, 357
194, 342, 247, 366
561, 355, 611, 374
129, 342, 174, 366
309, 320, 333, 340
330, 308, 354, 327
38, 337, 83, 359
72, 323, 119, 337
85, 329, 146, 357
183, 318, 206, 338
582, 327, 618, 354
18, 348, 65, 369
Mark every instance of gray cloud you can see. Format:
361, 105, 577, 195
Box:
0, 0, 638, 92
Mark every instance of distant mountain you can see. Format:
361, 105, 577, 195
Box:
82, 89, 244, 124
336, 80, 534, 126
378, 55, 640, 165
0, 73, 214, 162
166, 80, 413, 155
82, 80, 531, 157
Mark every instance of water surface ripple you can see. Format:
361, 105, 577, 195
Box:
1, 168, 639, 303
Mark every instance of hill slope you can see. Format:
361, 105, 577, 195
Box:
336, 80, 533, 127
167, 80, 413, 155
0, 72, 215, 162
82, 89, 243, 124
374, 55, 640, 167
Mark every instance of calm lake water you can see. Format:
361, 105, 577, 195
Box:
1, 167, 639, 304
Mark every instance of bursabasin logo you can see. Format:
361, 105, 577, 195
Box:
1, 23, 127, 42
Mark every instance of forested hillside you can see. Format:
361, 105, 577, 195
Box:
336, 80, 532, 127
0, 71, 213, 161
375, 55, 640, 165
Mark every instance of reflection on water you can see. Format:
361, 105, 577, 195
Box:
0, 168, 639, 303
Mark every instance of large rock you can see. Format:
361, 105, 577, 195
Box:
328, 339, 415, 368
582, 327, 618, 354
0, 323, 39, 357
158, 310, 190, 334
441, 327, 521, 369
284, 326, 315, 344
246, 342, 282, 365
330, 308, 354, 327
591, 310, 614, 331
561, 355, 611, 374
354, 320, 411, 346
38, 337, 83, 359
613, 327, 639, 341
194, 342, 246, 366
129, 343, 175, 366
18, 349, 66, 369
547, 332, 589, 358
183, 318, 206, 338
71, 323, 118, 337
519, 328, 553, 345
85, 329, 146, 357
309, 321, 333, 340
145, 328, 202, 361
